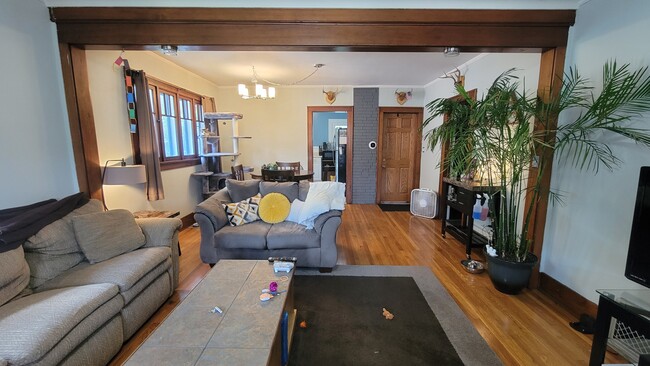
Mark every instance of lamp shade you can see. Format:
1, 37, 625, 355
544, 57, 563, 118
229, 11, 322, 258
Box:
103, 165, 147, 185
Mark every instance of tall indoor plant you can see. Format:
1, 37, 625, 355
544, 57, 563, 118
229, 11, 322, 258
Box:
424, 62, 650, 293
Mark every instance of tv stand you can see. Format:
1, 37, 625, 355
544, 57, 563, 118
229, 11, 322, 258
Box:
590, 289, 650, 365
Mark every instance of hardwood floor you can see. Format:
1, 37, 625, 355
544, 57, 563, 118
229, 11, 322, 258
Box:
110, 205, 623, 365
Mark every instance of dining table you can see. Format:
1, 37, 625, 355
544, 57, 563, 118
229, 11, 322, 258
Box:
250, 170, 314, 182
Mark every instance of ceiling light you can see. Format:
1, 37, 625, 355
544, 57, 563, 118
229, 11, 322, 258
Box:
443, 47, 460, 57
237, 64, 325, 100
161, 45, 178, 56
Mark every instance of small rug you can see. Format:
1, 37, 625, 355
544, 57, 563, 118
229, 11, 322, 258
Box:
378, 203, 410, 212
292, 266, 502, 366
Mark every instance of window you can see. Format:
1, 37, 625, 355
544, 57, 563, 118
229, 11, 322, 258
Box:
147, 78, 206, 170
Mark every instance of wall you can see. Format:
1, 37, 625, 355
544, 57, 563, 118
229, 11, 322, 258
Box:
352, 88, 379, 204
85, 50, 221, 217
0, 0, 78, 208
419, 53, 541, 194
542, 0, 650, 302
313, 112, 344, 146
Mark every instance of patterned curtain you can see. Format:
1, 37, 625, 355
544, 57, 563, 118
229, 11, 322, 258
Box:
127, 68, 165, 201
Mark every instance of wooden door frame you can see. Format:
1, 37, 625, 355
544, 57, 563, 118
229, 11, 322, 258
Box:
376, 107, 423, 204
307, 106, 354, 203
51, 7, 573, 290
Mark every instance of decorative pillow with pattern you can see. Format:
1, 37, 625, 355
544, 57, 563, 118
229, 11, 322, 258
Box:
223, 193, 261, 226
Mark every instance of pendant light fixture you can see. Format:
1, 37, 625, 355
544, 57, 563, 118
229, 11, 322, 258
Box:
237, 64, 325, 100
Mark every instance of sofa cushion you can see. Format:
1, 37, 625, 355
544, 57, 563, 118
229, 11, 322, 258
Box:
298, 180, 310, 201
215, 221, 271, 250
266, 221, 321, 249
0, 283, 122, 366
35, 247, 171, 305
72, 209, 146, 263
259, 193, 291, 224
0, 246, 29, 307
259, 181, 299, 202
23, 199, 102, 288
299, 182, 346, 229
226, 179, 260, 202
223, 194, 261, 226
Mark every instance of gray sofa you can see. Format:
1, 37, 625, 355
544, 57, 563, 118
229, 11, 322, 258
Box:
0, 199, 181, 366
195, 179, 341, 271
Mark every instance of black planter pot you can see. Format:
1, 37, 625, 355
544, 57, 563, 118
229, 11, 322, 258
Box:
485, 252, 538, 295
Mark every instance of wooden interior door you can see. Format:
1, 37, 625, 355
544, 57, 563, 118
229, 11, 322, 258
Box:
377, 108, 422, 204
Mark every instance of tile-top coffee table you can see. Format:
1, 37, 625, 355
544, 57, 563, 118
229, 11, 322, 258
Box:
126, 260, 295, 366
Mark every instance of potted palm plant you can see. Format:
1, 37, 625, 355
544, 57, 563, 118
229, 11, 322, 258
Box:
424, 62, 650, 294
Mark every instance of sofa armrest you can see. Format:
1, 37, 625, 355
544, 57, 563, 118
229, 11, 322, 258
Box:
313, 210, 342, 235
317, 211, 342, 269
195, 188, 230, 232
136, 217, 182, 290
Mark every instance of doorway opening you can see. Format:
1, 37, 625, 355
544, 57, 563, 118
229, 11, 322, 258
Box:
307, 106, 354, 203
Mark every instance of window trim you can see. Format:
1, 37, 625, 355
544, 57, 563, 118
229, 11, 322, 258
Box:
147, 77, 205, 171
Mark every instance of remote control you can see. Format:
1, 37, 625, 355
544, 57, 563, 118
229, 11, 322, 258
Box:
268, 256, 298, 263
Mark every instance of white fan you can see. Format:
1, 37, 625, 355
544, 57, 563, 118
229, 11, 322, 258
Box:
410, 189, 438, 219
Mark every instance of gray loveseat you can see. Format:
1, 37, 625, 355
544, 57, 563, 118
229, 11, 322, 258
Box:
195, 179, 341, 271
0, 199, 181, 366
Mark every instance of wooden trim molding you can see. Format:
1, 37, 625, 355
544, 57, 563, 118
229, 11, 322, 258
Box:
539, 272, 598, 320
50, 8, 575, 50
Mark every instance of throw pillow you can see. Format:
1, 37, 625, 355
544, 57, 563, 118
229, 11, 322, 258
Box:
259, 193, 291, 224
286, 199, 305, 224
72, 209, 146, 264
223, 194, 261, 226
298, 180, 310, 201
226, 179, 260, 202
259, 181, 298, 202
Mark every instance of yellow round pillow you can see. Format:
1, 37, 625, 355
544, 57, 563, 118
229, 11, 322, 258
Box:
258, 192, 291, 224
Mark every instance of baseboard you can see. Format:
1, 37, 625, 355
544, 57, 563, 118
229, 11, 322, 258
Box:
539, 272, 598, 319
180, 213, 195, 229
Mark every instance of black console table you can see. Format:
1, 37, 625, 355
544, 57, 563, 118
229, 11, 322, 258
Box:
440, 177, 499, 260
590, 289, 650, 366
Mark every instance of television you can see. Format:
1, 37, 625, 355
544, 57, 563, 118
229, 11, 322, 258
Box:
624, 166, 650, 288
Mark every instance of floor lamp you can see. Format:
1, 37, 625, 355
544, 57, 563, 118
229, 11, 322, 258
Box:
101, 158, 147, 210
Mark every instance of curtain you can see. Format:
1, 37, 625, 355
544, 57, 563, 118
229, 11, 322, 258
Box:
131, 70, 165, 201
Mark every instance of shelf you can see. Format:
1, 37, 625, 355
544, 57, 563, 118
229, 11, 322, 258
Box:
200, 152, 241, 157
234, 136, 252, 139
204, 112, 243, 120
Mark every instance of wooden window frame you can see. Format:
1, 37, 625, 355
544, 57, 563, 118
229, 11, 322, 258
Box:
147, 77, 204, 170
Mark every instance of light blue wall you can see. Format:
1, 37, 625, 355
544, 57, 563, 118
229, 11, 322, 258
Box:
313, 112, 343, 147
542, 0, 650, 302
0, 0, 78, 208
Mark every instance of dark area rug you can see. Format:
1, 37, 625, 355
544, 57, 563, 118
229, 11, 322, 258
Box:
378, 203, 411, 212
288, 276, 464, 366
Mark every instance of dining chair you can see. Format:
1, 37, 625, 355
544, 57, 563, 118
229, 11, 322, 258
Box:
276, 161, 301, 172
231, 164, 245, 181
261, 169, 295, 182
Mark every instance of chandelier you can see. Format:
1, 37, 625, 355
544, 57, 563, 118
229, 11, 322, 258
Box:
237, 64, 325, 100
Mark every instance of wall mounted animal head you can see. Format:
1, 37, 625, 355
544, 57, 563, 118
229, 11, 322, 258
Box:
323, 88, 341, 105
395, 89, 413, 105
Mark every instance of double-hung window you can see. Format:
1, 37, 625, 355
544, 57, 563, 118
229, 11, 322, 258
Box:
147, 78, 205, 170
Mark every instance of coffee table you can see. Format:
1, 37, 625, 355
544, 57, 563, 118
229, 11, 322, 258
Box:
125, 260, 295, 366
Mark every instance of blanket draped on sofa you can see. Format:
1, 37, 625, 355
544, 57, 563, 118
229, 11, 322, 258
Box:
0, 192, 88, 253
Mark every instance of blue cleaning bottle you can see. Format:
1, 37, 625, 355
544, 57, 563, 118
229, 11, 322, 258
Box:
472, 194, 482, 219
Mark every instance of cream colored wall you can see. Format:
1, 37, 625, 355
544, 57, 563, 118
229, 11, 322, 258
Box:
214, 86, 423, 175
86, 50, 221, 217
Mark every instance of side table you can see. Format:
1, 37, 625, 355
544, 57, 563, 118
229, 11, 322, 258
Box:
133, 210, 181, 256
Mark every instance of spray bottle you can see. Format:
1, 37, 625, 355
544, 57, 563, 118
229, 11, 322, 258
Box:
480, 193, 490, 221
472, 194, 482, 219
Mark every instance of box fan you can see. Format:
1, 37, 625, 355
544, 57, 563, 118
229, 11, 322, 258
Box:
410, 189, 438, 218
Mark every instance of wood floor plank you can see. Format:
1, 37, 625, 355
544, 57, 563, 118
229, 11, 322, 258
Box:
109, 205, 625, 365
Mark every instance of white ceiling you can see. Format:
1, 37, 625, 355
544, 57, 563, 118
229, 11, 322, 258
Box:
157, 51, 482, 87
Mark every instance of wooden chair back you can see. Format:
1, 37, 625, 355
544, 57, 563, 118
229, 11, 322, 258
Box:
261, 169, 295, 182
231, 164, 245, 181
276, 161, 301, 172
